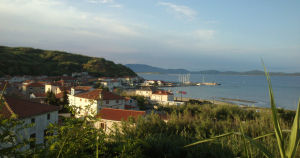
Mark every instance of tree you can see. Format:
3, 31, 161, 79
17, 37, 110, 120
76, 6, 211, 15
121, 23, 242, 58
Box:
44, 91, 60, 106
59, 88, 70, 113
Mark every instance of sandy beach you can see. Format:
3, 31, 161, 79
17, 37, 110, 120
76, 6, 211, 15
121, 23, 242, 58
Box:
175, 97, 235, 105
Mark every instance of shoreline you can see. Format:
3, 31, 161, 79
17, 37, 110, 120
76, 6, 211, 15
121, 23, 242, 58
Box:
175, 97, 236, 105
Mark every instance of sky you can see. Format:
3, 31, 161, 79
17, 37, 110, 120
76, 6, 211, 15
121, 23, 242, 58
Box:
0, 0, 299, 72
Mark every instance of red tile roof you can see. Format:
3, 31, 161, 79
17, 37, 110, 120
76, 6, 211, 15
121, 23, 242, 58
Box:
33, 93, 47, 98
74, 86, 93, 91
24, 82, 44, 87
23, 80, 34, 83
55, 92, 64, 98
125, 97, 131, 102
75, 89, 125, 100
125, 105, 136, 109
96, 108, 145, 121
152, 90, 174, 95
0, 95, 61, 119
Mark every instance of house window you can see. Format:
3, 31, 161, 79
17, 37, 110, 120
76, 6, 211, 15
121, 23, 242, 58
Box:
80, 99, 82, 102
130, 100, 132, 103
85, 99, 87, 103
31, 118, 35, 124
106, 101, 109, 104
41, 87, 44, 89
30, 87, 33, 90
100, 123, 106, 130
30, 133, 36, 149
47, 113, 50, 120
116, 100, 119, 103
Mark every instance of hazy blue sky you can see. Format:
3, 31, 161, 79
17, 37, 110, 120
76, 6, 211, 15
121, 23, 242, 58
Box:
1, 0, 299, 72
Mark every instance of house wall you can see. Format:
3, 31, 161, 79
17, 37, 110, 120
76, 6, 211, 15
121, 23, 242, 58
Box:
22, 86, 45, 96
2, 111, 59, 151
68, 95, 125, 118
135, 90, 152, 98
151, 94, 174, 102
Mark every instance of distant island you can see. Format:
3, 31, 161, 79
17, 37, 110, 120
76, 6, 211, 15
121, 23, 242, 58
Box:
0, 46, 137, 77
125, 64, 300, 76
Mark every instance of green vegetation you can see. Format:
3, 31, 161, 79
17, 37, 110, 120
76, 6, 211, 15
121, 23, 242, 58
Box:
0, 46, 137, 77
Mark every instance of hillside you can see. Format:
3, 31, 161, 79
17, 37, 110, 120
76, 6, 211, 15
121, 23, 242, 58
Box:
126, 64, 300, 76
0, 46, 137, 77
125, 64, 190, 74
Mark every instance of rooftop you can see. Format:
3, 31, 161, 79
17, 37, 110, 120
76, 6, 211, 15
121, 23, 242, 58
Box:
0, 95, 61, 119
96, 108, 145, 121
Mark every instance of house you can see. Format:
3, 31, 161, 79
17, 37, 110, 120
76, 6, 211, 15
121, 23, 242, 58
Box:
22, 80, 35, 85
95, 108, 145, 132
135, 87, 158, 98
9, 75, 26, 83
99, 80, 121, 90
150, 90, 174, 102
68, 89, 126, 118
125, 97, 138, 110
30, 93, 47, 99
0, 95, 61, 150
45, 82, 70, 94
22, 83, 45, 97
72, 72, 81, 77
60, 76, 77, 82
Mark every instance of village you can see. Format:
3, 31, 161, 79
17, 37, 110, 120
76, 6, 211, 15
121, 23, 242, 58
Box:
0, 72, 190, 149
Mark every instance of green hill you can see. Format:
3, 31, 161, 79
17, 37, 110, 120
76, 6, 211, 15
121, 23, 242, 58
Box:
0, 46, 137, 77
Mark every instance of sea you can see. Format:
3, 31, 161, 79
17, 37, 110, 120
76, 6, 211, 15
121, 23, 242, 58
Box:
138, 74, 300, 110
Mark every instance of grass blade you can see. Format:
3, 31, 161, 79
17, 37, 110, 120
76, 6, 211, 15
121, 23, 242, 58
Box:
239, 121, 250, 158
262, 60, 286, 158
239, 132, 274, 158
183, 133, 234, 147
286, 99, 300, 158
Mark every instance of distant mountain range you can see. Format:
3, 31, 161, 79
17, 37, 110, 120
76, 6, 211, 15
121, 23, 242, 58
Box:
125, 64, 300, 76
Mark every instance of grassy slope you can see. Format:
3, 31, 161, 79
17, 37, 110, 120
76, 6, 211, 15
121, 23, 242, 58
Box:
0, 46, 137, 77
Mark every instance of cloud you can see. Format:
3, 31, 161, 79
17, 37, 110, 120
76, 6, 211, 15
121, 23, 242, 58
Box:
86, 0, 114, 3
109, 4, 123, 9
158, 2, 197, 20
196, 30, 215, 38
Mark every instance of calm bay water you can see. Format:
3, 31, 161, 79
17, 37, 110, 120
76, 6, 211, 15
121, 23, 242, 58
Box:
138, 74, 300, 110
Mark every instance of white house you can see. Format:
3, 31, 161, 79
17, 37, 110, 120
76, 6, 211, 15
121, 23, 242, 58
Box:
135, 87, 158, 98
0, 95, 60, 150
100, 80, 121, 90
150, 90, 174, 103
95, 108, 145, 133
125, 97, 138, 110
68, 89, 126, 118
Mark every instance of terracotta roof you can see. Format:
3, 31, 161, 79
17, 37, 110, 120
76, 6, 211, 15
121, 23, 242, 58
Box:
125, 105, 136, 109
55, 92, 64, 98
23, 80, 34, 83
24, 82, 44, 87
46, 82, 63, 86
58, 86, 71, 92
74, 86, 92, 91
152, 90, 174, 95
158, 114, 169, 120
0, 95, 61, 119
75, 89, 125, 100
96, 108, 145, 121
33, 93, 47, 98
61, 76, 76, 80
125, 97, 131, 102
